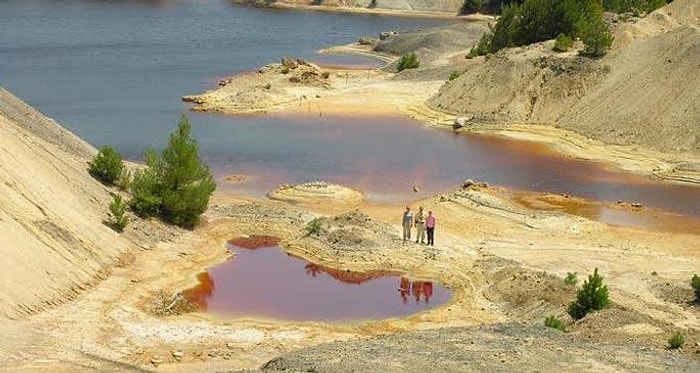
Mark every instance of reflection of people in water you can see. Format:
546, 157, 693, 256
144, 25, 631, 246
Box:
422, 282, 433, 303
398, 277, 410, 304
412, 281, 424, 302
398, 278, 434, 303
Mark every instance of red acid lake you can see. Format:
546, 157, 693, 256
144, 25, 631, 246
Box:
184, 236, 451, 321
201, 114, 700, 232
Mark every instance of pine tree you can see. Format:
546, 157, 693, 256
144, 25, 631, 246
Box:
108, 194, 128, 232
129, 115, 215, 228
568, 268, 610, 319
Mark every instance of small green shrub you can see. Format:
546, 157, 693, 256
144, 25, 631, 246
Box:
544, 315, 566, 331
667, 331, 685, 349
108, 194, 129, 233
691, 274, 700, 302
117, 168, 131, 191
89, 146, 123, 185
305, 218, 323, 236
578, 17, 614, 58
567, 268, 610, 320
448, 71, 462, 81
553, 33, 574, 52
321, 71, 330, 79
396, 52, 420, 72
129, 152, 162, 218
564, 272, 578, 286
467, 32, 493, 59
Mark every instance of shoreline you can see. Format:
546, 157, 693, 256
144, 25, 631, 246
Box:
233, 1, 494, 22
184, 40, 700, 187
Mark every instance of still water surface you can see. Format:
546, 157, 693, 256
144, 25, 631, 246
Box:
1, 0, 699, 221
184, 236, 451, 321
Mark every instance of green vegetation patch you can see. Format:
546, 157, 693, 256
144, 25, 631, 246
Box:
397, 52, 420, 72
567, 268, 610, 320
129, 115, 216, 229
89, 146, 124, 186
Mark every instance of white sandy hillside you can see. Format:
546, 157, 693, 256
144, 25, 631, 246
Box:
430, 0, 700, 153
0, 87, 130, 319
558, 0, 700, 152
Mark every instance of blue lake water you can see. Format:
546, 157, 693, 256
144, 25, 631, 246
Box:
1, 0, 699, 220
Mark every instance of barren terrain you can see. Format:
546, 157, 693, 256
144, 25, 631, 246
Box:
1, 1, 700, 372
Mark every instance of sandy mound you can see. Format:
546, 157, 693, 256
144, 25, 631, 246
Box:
183, 58, 337, 114
375, 22, 489, 63
268, 181, 364, 205
0, 88, 130, 319
429, 0, 700, 153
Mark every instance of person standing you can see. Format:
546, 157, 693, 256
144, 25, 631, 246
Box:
414, 206, 426, 244
402, 206, 413, 242
425, 210, 435, 246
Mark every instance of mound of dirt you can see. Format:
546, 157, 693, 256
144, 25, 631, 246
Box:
558, 24, 700, 152
183, 58, 330, 114
0, 88, 130, 319
374, 22, 489, 63
429, 0, 700, 153
268, 181, 365, 205
257, 323, 698, 373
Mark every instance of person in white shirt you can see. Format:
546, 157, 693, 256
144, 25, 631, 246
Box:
402, 206, 413, 242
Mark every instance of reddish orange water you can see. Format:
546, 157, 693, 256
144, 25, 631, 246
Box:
206, 114, 700, 233
184, 236, 451, 321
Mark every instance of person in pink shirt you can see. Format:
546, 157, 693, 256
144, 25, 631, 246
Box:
425, 210, 436, 246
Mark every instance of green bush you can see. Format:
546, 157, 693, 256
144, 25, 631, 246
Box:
691, 274, 700, 302
544, 315, 566, 331
396, 52, 420, 72
89, 146, 123, 186
305, 218, 323, 237
553, 33, 574, 52
129, 115, 216, 228
667, 331, 685, 349
117, 168, 131, 191
567, 268, 610, 320
478, 0, 613, 57
577, 17, 614, 57
129, 154, 163, 218
564, 272, 578, 286
448, 71, 462, 81
460, 0, 488, 14
467, 31, 493, 58
108, 194, 129, 232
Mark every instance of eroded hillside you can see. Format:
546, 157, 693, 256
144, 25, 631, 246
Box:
429, 0, 700, 152
0, 88, 130, 319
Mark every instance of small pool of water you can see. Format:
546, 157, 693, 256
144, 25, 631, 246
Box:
184, 236, 451, 321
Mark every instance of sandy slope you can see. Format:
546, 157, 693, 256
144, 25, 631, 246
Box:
430, 0, 700, 153
0, 88, 130, 319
